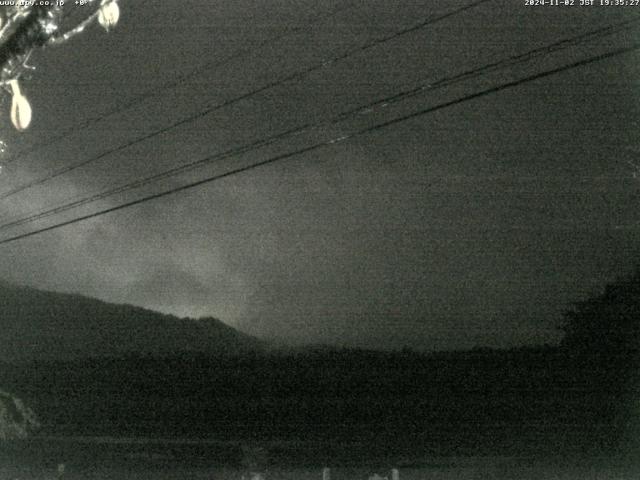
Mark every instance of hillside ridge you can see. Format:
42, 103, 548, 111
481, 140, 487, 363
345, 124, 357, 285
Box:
0, 280, 263, 362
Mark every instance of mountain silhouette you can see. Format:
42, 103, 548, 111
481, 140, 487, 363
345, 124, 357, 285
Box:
0, 281, 263, 362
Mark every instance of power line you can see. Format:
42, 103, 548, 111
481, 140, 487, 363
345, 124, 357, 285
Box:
1, 1, 358, 167
0, 0, 491, 201
360, 15, 640, 110
0, 43, 636, 246
2, 18, 637, 232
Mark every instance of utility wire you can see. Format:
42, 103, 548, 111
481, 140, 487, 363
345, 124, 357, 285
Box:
0, 0, 491, 200
1, 1, 358, 166
359, 15, 640, 110
2, 18, 637, 232
0, 43, 636, 246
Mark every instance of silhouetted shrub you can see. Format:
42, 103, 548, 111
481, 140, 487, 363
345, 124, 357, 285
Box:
561, 268, 640, 355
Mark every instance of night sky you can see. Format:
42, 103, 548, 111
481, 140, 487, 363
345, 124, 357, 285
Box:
0, 0, 638, 350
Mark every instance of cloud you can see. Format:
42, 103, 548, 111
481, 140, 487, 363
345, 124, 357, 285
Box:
0, 0, 638, 351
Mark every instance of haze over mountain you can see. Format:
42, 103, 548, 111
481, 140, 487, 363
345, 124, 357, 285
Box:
0, 281, 263, 362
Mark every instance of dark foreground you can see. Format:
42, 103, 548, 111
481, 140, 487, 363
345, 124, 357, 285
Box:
2, 346, 640, 478
2, 436, 640, 480
3, 347, 640, 454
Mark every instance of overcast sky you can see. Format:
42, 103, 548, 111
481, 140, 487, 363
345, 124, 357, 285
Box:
0, 0, 638, 350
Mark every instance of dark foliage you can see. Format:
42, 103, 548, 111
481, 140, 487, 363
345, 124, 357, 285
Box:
561, 268, 640, 354
559, 268, 640, 451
